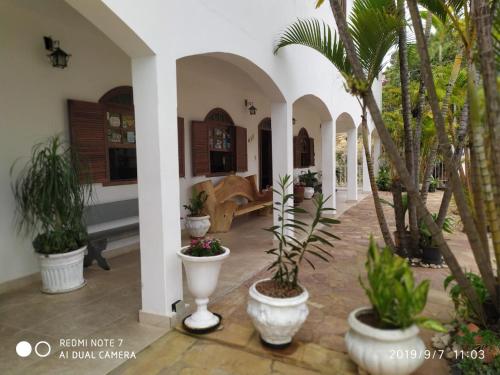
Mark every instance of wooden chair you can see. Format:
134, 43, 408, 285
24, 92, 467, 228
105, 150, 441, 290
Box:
192, 175, 272, 232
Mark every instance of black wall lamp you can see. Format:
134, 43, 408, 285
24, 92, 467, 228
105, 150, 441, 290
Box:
244, 99, 257, 115
44, 36, 71, 69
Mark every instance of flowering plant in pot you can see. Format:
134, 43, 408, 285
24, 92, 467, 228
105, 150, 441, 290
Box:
298, 169, 318, 199
345, 237, 446, 375
11, 136, 92, 294
177, 238, 230, 332
247, 174, 340, 347
183, 190, 210, 238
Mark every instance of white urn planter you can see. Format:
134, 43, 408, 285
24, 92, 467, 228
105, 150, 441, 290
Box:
304, 187, 315, 199
177, 246, 230, 331
39, 246, 86, 294
185, 215, 211, 238
345, 307, 425, 375
247, 279, 309, 347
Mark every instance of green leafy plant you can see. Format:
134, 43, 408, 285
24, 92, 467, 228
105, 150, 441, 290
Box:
419, 213, 454, 248
298, 170, 318, 188
428, 175, 439, 192
183, 190, 208, 217
457, 356, 500, 375
266, 174, 340, 290
183, 238, 224, 257
360, 236, 446, 331
11, 136, 92, 254
454, 325, 500, 375
444, 272, 490, 324
376, 166, 392, 191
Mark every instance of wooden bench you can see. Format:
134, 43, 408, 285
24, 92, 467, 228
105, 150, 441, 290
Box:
83, 199, 139, 270
193, 175, 272, 233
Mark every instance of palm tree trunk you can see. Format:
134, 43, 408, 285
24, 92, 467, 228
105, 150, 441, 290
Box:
473, 0, 500, 216
397, 0, 418, 256
407, 0, 498, 310
392, 178, 409, 257
436, 102, 468, 228
327, 0, 484, 316
361, 103, 396, 251
420, 141, 438, 204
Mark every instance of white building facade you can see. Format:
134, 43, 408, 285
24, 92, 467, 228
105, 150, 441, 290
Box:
0, 0, 381, 325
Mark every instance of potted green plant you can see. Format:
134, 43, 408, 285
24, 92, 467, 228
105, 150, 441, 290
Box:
183, 190, 210, 238
299, 170, 318, 199
293, 176, 305, 204
11, 136, 92, 294
345, 237, 445, 375
428, 175, 439, 192
177, 238, 230, 331
419, 213, 454, 265
247, 175, 340, 347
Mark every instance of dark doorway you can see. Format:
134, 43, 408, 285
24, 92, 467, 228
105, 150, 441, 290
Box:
258, 118, 272, 190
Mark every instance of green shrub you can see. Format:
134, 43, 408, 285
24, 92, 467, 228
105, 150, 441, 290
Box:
419, 213, 454, 248
361, 236, 445, 331
376, 166, 391, 191
444, 272, 489, 323
183, 190, 208, 217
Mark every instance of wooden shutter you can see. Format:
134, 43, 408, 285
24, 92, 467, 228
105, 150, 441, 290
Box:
293, 136, 300, 168
191, 121, 209, 176
309, 138, 315, 166
235, 126, 247, 172
68, 100, 106, 183
178, 117, 185, 177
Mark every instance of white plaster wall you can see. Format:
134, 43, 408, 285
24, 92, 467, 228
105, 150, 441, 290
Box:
0, 0, 133, 284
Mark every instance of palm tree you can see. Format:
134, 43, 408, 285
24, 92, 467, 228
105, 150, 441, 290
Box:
274, 0, 400, 252
319, 0, 486, 316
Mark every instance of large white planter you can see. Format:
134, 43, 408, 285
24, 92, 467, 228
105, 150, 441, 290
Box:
247, 279, 309, 346
304, 187, 315, 199
39, 246, 86, 294
177, 246, 230, 330
185, 215, 211, 238
345, 307, 425, 375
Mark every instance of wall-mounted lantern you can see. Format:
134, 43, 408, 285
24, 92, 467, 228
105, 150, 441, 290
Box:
44, 36, 71, 69
244, 99, 257, 115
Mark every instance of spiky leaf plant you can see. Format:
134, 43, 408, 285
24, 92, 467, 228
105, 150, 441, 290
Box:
11, 136, 92, 254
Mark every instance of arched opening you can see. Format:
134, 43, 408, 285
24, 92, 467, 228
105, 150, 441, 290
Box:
258, 117, 272, 190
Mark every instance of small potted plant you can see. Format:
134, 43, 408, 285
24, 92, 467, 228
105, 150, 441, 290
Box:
345, 237, 445, 375
293, 175, 305, 204
428, 175, 439, 192
375, 166, 392, 192
11, 136, 92, 294
419, 213, 454, 265
247, 175, 340, 347
177, 238, 230, 331
183, 190, 210, 238
299, 170, 318, 199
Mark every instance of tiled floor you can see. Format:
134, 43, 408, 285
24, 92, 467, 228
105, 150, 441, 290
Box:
0, 191, 366, 374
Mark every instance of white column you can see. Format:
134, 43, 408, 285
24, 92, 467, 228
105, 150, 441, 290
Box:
373, 134, 381, 177
321, 120, 336, 210
347, 127, 358, 201
362, 128, 372, 192
133, 55, 182, 327
271, 102, 293, 226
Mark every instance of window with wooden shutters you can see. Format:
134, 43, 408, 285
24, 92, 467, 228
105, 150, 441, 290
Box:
235, 126, 247, 172
293, 136, 300, 168
68, 100, 107, 183
191, 121, 209, 176
178, 117, 185, 177
309, 138, 315, 166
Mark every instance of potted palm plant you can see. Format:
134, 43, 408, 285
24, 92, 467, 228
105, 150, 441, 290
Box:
419, 213, 454, 265
345, 237, 445, 375
11, 136, 92, 294
428, 175, 439, 192
299, 170, 318, 199
183, 190, 210, 238
177, 238, 230, 331
247, 175, 340, 347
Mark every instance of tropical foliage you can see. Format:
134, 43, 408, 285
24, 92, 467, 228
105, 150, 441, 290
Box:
183, 190, 208, 217
361, 236, 446, 331
265, 175, 340, 289
10, 136, 92, 254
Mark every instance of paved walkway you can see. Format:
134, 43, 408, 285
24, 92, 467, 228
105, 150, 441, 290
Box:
112, 191, 472, 374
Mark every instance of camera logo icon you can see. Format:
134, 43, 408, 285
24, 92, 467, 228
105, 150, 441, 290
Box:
16, 341, 51, 358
